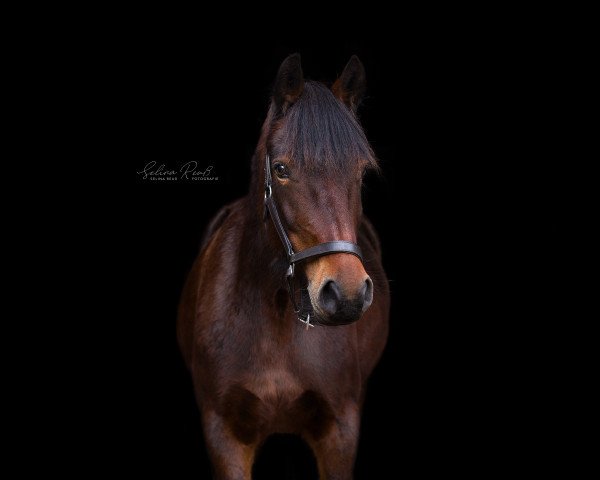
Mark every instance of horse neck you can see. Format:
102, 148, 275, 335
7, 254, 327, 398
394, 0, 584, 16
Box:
238, 192, 289, 300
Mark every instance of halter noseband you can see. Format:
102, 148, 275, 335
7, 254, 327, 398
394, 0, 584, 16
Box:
264, 154, 363, 328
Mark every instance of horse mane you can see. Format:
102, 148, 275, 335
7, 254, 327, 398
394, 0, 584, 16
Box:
267, 81, 379, 173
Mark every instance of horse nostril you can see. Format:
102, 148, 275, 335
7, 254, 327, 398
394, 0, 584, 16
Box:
319, 280, 342, 316
361, 277, 374, 312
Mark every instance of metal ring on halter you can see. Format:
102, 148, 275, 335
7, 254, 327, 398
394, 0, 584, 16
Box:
299, 313, 314, 330
264, 185, 272, 199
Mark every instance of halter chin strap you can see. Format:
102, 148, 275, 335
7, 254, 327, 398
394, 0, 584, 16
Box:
264, 154, 363, 328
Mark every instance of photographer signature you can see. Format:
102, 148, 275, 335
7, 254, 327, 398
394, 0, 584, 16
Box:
137, 161, 217, 181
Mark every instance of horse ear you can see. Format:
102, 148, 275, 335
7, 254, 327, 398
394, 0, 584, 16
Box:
273, 53, 304, 112
332, 55, 366, 111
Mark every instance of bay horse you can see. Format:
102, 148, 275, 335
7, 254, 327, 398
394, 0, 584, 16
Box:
177, 54, 389, 479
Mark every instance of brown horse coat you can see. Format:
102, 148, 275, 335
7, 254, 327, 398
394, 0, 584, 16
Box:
177, 54, 389, 480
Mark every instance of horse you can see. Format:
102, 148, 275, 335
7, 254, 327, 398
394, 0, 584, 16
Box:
177, 53, 389, 479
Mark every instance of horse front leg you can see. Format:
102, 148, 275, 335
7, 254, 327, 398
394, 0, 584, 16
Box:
304, 402, 360, 480
201, 408, 258, 480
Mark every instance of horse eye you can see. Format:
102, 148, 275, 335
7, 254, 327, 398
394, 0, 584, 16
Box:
273, 163, 290, 179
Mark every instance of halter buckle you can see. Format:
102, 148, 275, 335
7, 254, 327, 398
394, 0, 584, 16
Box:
286, 263, 300, 314
286, 263, 294, 279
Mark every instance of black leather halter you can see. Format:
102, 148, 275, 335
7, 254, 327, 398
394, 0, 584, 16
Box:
264, 155, 363, 328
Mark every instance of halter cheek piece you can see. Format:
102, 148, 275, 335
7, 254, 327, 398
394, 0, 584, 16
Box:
264, 155, 363, 329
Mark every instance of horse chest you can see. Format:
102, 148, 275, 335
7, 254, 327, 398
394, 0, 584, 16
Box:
245, 336, 303, 401
221, 351, 339, 439
205, 314, 360, 439
249, 363, 302, 404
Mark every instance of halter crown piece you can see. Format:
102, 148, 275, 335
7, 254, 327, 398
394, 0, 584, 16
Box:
263, 154, 364, 329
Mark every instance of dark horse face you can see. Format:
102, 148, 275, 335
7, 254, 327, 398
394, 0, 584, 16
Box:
263, 55, 378, 326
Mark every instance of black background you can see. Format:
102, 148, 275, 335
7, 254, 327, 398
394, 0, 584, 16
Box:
118, 25, 567, 478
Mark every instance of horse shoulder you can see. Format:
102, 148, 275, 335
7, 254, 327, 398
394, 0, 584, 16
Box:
177, 199, 245, 369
